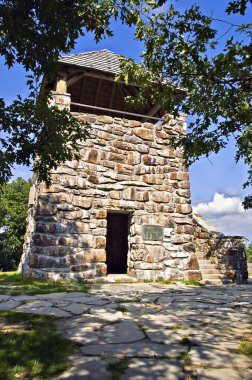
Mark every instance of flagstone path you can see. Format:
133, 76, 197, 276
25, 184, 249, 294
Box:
0, 283, 251, 379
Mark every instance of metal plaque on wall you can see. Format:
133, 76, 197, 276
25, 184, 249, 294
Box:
142, 225, 163, 241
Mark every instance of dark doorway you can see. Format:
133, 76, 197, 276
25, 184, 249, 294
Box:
106, 213, 129, 274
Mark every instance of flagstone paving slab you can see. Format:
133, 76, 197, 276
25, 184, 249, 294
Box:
0, 282, 251, 379
102, 321, 145, 343
64, 326, 100, 344
120, 358, 184, 380
54, 356, 112, 380
80, 342, 187, 358
0, 295, 10, 301
16, 304, 71, 317
59, 303, 91, 315
196, 368, 252, 380
0, 300, 21, 310
189, 346, 237, 368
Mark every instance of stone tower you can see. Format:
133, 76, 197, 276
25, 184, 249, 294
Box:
19, 50, 202, 282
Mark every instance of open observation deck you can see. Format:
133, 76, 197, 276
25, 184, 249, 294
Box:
46, 49, 165, 122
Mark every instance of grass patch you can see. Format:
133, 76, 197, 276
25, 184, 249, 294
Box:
159, 279, 177, 285
115, 297, 141, 304
0, 271, 90, 295
236, 340, 252, 358
181, 279, 205, 287
138, 324, 149, 334
106, 358, 130, 380
167, 325, 190, 331
180, 352, 191, 362
115, 305, 128, 314
0, 310, 77, 380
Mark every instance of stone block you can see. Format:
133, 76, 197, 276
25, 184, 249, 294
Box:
169, 172, 189, 181
170, 251, 189, 258
92, 228, 106, 236
70, 222, 90, 234
186, 255, 199, 270
97, 115, 113, 124
157, 148, 176, 158
133, 262, 163, 270
109, 191, 121, 199
95, 263, 107, 276
96, 236, 106, 249
143, 122, 154, 129
176, 189, 191, 198
87, 175, 99, 184
143, 175, 164, 185
36, 202, 57, 216
112, 141, 132, 151
108, 152, 125, 163
135, 191, 149, 202
122, 188, 136, 201
171, 234, 190, 244
77, 114, 96, 122
93, 250, 106, 262
127, 151, 141, 165
164, 228, 173, 237
135, 144, 149, 153
97, 131, 113, 140
151, 192, 171, 203
129, 120, 142, 127
36, 223, 57, 234
186, 270, 202, 281
134, 128, 154, 141
96, 219, 107, 227
88, 149, 99, 164
178, 180, 190, 189
164, 268, 184, 280
175, 204, 192, 214
115, 163, 133, 175
72, 196, 93, 209
28, 185, 36, 205
92, 210, 107, 219
158, 204, 174, 213
34, 234, 57, 246
164, 259, 176, 267
57, 203, 74, 211
142, 155, 157, 166
71, 264, 93, 272
183, 242, 196, 252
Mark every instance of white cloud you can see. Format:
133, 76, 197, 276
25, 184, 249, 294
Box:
193, 193, 252, 242
193, 193, 244, 217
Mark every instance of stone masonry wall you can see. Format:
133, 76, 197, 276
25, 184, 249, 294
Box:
193, 213, 248, 283
19, 93, 201, 282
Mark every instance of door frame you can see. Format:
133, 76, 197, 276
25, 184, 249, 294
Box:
105, 210, 132, 275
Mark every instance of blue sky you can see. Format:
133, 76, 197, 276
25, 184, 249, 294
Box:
0, 0, 251, 241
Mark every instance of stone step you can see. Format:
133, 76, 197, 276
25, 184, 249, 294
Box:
200, 268, 220, 276
197, 257, 223, 284
199, 264, 219, 269
200, 274, 221, 279
203, 279, 222, 284
39, 268, 70, 273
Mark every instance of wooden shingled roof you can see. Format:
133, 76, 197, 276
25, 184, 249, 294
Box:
59, 49, 121, 75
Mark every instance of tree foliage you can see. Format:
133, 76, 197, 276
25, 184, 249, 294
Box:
245, 241, 252, 263
120, 0, 252, 208
0, 178, 31, 270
